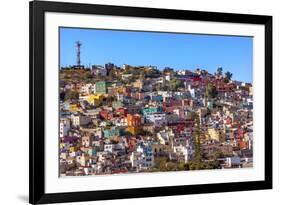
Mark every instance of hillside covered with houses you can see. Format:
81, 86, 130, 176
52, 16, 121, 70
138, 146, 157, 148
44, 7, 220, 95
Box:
59, 63, 253, 176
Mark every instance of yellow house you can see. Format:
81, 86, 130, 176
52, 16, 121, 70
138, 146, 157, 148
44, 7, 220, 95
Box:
208, 128, 225, 141
208, 128, 220, 141
132, 79, 143, 89
85, 94, 104, 106
70, 104, 79, 112
126, 126, 139, 135
116, 86, 124, 94
60, 143, 66, 149
69, 146, 77, 153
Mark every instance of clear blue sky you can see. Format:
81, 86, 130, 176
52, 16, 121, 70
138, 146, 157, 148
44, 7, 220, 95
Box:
60, 27, 253, 83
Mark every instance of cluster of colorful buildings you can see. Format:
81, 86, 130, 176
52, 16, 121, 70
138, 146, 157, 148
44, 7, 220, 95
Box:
59, 63, 253, 176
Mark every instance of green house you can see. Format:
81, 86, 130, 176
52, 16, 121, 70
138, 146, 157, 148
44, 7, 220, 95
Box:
95, 81, 107, 94
103, 128, 124, 138
112, 101, 123, 109
142, 107, 163, 116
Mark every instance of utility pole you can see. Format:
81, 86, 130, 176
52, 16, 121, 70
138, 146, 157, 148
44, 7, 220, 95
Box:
75, 41, 82, 66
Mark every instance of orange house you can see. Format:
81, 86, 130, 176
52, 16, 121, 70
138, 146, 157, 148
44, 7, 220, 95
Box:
239, 140, 248, 150
126, 114, 142, 135
127, 114, 142, 127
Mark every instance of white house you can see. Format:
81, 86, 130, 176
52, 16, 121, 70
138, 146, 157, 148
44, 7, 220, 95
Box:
130, 144, 154, 170
80, 83, 95, 95
225, 156, 241, 168
171, 137, 194, 163
60, 118, 70, 138
104, 143, 125, 153
145, 112, 166, 127
157, 128, 174, 145
71, 114, 91, 127
104, 144, 114, 153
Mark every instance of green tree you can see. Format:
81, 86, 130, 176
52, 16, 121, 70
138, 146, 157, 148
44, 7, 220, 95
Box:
212, 151, 225, 160
224, 71, 233, 83
65, 90, 79, 101
178, 162, 190, 171
169, 78, 183, 91
166, 162, 178, 171
191, 114, 204, 170
154, 157, 168, 171
216, 67, 223, 77
203, 161, 220, 169
163, 67, 174, 75
225, 71, 232, 80
205, 84, 218, 99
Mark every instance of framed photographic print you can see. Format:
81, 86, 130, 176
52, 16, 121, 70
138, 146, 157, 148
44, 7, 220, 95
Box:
29, 0, 272, 204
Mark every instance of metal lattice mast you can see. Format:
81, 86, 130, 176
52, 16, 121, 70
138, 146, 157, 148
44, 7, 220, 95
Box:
75, 41, 81, 66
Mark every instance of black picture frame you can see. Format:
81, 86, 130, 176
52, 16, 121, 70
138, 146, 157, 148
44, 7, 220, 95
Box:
29, 0, 272, 204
